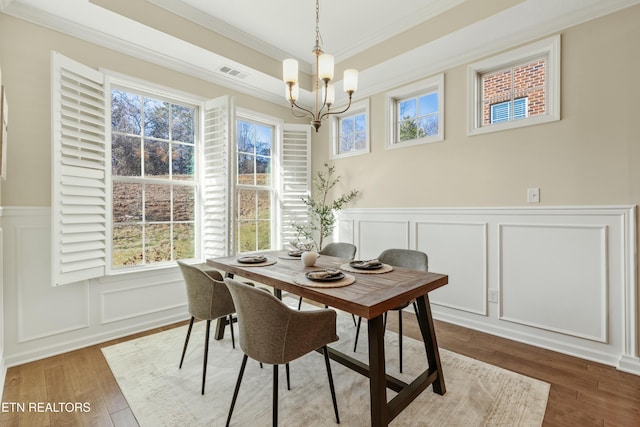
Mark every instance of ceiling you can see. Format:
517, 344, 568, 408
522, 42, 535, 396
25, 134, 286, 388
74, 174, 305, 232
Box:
149, 0, 467, 65
2, 0, 640, 108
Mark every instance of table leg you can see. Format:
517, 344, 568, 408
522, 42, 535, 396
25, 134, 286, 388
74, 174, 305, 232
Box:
415, 294, 446, 394
368, 315, 388, 427
215, 272, 235, 340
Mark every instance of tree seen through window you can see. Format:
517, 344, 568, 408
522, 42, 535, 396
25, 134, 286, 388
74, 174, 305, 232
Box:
236, 119, 273, 253
111, 88, 197, 268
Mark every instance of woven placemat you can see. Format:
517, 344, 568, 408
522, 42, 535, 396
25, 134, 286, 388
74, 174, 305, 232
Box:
229, 257, 277, 267
293, 272, 355, 288
340, 263, 394, 274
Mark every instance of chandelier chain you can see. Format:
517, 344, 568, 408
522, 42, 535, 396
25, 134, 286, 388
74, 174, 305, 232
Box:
314, 0, 322, 54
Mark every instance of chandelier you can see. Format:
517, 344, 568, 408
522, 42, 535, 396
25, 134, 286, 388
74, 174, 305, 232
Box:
282, 0, 358, 132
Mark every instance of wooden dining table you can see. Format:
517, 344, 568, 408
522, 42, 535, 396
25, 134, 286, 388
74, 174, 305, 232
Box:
207, 250, 448, 427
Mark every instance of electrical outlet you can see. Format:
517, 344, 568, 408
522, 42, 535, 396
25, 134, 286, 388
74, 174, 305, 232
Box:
488, 290, 499, 303
527, 188, 540, 203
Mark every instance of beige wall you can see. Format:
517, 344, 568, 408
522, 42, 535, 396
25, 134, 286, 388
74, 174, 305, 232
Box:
0, 14, 294, 206
1, 5, 639, 211
312, 5, 640, 211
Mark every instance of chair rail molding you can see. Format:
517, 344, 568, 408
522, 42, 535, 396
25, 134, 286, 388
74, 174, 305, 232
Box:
337, 205, 639, 374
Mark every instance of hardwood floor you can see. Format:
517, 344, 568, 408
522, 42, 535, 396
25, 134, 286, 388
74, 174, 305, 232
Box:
2, 315, 640, 426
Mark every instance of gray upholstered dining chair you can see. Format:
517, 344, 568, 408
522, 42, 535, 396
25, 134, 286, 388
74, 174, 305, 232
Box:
297, 242, 357, 310
353, 249, 428, 373
177, 261, 236, 395
224, 278, 340, 427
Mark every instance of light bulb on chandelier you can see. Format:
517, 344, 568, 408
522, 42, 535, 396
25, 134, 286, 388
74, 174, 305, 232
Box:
282, 0, 358, 132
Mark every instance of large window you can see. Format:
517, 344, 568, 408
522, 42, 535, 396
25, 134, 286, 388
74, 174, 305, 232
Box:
468, 35, 560, 135
235, 117, 274, 253
111, 89, 198, 268
385, 74, 444, 149
51, 52, 310, 285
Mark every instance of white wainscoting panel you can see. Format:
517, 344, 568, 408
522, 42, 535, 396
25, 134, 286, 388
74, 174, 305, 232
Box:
416, 221, 488, 316
499, 223, 607, 342
338, 206, 639, 374
101, 278, 187, 324
16, 224, 90, 342
358, 220, 410, 259
1, 207, 190, 366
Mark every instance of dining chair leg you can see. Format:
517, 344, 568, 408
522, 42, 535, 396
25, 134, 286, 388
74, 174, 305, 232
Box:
226, 354, 248, 427
285, 362, 291, 390
228, 314, 236, 349
179, 316, 195, 369
354, 316, 362, 352
273, 364, 279, 426
398, 310, 403, 373
297, 296, 303, 310
202, 319, 212, 395
322, 346, 340, 424
351, 314, 357, 327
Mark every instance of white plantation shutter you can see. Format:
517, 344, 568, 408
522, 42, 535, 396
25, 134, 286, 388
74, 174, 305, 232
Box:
280, 124, 311, 245
51, 52, 107, 286
202, 95, 234, 258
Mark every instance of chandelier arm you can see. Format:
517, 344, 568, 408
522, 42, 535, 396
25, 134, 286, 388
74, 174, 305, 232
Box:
289, 100, 316, 119
315, 79, 331, 117
319, 93, 353, 121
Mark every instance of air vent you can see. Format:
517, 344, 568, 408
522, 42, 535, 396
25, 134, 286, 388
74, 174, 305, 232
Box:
218, 65, 248, 80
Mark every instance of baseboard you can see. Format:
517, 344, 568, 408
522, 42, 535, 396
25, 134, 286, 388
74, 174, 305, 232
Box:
617, 355, 640, 375
432, 308, 625, 370
3, 314, 187, 367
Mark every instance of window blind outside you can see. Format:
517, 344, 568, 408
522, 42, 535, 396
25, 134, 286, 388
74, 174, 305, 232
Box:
491, 98, 528, 124
514, 97, 527, 119
491, 102, 510, 123
202, 96, 234, 258
51, 52, 107, 286
280, 124, 311, 246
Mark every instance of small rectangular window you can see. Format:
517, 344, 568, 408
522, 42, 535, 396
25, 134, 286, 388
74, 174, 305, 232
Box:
385, 74, 444, 149
483, 61, 542, 125
330, 99, 370, 159
468, 35, 560, 135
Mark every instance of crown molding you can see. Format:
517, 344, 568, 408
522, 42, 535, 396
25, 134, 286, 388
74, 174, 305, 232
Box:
3, 0, 639, 112
2, 0, 294, 108
337, 0, 640, 104
331, 0, 467, 64
147, 0, 314, 74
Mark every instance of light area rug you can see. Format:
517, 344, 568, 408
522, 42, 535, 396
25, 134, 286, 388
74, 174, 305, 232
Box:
102, 299, 549, 427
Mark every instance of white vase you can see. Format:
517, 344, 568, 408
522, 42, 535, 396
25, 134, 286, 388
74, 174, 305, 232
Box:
301, 251, 318, 267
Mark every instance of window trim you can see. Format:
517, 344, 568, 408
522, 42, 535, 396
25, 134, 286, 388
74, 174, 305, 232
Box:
467, 35, 560, 136
385, 73, 444, 150
329, 99, 370, 159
